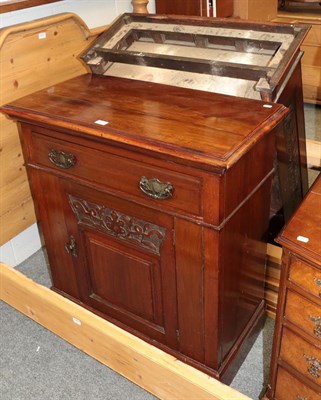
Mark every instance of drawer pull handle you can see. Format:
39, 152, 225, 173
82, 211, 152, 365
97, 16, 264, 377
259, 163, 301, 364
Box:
304, 354, 321, 379
314, 278, 321, 298
139, 176, 173, 200
48, 149, 77, 169
310, 316, 321, 338
296, 397, 308, 400
65, 235, 77, 257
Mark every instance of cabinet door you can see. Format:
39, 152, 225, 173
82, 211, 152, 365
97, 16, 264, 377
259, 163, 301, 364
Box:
29, 171, 82, 300
61, 180, 178, 348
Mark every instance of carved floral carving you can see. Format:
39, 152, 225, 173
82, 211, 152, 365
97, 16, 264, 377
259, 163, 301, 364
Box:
68, 194, 166, 254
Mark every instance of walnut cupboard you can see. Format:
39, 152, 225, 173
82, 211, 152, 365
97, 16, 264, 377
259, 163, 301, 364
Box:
1, 73, 288, 382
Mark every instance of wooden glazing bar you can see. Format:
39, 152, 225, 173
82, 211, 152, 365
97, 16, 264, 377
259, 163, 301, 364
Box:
268, 26, 309, 88
120, 29, 282, 54
268, 27, 309, 89
128, 14, 297, 35
85, 14, 130, 55
95, 48, 273, 80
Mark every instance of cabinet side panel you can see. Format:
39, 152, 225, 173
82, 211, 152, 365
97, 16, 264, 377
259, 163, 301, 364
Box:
224, 132, 275, 220
204, 227, 220, 369
175, 218, 204, 363
277, 59, 309, 212
220, 178, 271, 362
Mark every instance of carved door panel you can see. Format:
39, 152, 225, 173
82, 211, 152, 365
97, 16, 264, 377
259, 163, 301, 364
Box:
61, 180, 178, 349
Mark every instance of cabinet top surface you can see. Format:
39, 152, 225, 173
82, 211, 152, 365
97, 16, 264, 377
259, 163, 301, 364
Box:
277, 174, 321, 262
1, 73, 287, 169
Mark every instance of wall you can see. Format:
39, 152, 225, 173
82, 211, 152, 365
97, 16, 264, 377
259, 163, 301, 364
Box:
0, 0, 156, 29
0, 0, 155, 266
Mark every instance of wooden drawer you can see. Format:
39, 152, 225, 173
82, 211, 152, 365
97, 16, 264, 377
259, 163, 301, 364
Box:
285, 290, 321, 341
289, 255, 321, 300
275, 366, 321, 400
30, 130, 203, 218
280, 327, 321, 387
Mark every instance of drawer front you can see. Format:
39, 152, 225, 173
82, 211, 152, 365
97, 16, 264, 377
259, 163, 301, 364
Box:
275, 366, 321, 400
30, 130, 203, 218
289, 255, 321, 300
285, 290, 321, 341
280, 327, 321, 387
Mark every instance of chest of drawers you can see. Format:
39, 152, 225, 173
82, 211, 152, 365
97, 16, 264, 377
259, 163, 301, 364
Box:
266, 174, 321, 399
1, 73, 288, 382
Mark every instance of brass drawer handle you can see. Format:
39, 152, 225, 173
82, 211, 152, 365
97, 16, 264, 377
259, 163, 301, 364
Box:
139, 176, 173, 200
314, 278, 321, 298
296, 397, 308, 400
48, 149, 77, 169
310, 316, 321, 339
304, 354, 321, 378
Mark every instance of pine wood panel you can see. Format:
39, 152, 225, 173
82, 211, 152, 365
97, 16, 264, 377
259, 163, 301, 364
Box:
302, 65, 321, 104
0, 13, 103, 245
301, 45, 321, 66
265, 244, 282, 319
301, 45, 321, 103
0, 262, 252, 400
307, 139, 321, 168
273, 12, 321, 104
0, 198, 37, 245
233, 0, 277, 21
305, 23, 321, 46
